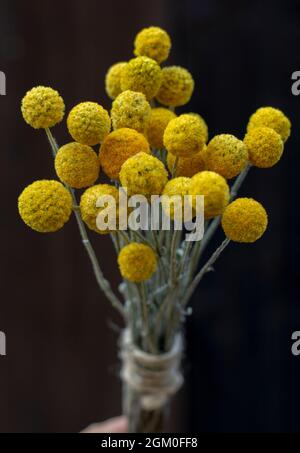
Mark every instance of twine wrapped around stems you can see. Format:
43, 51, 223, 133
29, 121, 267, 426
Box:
120, 329, 183, 411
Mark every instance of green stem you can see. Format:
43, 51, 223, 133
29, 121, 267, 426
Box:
131, 229, 162, 257
230, 163, 252, 200
169, 229, 181, 287
110, 232, 120, 253
179, 240, 193, 278
171, 156, 179, 178
118, 230, 130, 244
138, 283, 156, 353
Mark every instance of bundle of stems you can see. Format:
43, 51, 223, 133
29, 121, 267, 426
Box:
19, 23, 290, 432
45, 128, 251, 432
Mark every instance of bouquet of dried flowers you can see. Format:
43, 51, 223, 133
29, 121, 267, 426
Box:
18, 26, 291, 433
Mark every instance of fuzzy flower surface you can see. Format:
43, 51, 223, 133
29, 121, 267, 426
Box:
205, 134, 248, 179
164, 114, 205, 157
111, 90, 151, 133
99, 128, 150, 180
80, 184, 120, 234
244, 126, 284, 168
222, 198, 268, 243
67, 102, 111, 146
119, 152, 168, 198
156, 66, 194, 107
55, 142, 100, 189
189, 171, 230, 219
247, 107, 291, 143
105, 62, 127, 100
21, 86, 65, 129
121, 56, 162, 100
146, 107, 177, 149
18, 180, 72, 233
167, 149, 206, 177
162, 177, 192, 220
186, 113, 209, 143
134, 26, 171, 64
118, 243, 157, 282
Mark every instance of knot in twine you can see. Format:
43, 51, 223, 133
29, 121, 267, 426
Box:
120, 329, 184, 410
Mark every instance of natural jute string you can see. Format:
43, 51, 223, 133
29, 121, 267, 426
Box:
120, 329, 183, 410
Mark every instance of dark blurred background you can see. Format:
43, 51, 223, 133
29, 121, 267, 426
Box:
0, 0, 299, 433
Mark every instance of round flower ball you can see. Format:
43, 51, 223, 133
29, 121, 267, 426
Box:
189, 171, 230, 219
18, 180, 72, 233
186, 113, 209, 143
105, 62, 127, 100
167, 148, 206, 177
55, 142, 100, 189
21, 86, 65, 129
119, 152, 168, 198
99, 128, 150, 180
120, 56, 162, 101
156, 66, 194, 107
118, 243, 157, 282
162, 177, 192, 220
247, 106, 291, 143
67, 102, 111, 146
244, 127, 284, 168
221, 198, 268, 243
146, 107, 177, 149
80, 184, 119, 234
164, 114, 205, 157
205, 134, 248, 179
111, 90, 151, 133
134, 26, 171, 64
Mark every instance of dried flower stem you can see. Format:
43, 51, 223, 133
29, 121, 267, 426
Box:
171, 156, 179, 178
138, 282, 156, 353
169, 229, 181, 286
45, 128, 125, 320
230, 163, 252, 200
182, 238, 230, 307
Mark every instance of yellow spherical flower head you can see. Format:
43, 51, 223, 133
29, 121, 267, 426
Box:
247, 106, 291, 143
164, 114, 205, 157
55, 142, 100, 189
119, 152, 168, 198
156, 66, 194, 107
67, 102, 111, 146
221, 198, 268, 243
162, 177, 193, 220
121, 56, 162, 101
189, 171, 230, 219
21, 86, 65, 129
18, 180, 72, 233
186, 113, 209, 143
105, 62, 127, 100
80, 184, 120, 234
146, 107, 177, 149
244, 127, 284, 168
167, 148, 206, 177
111, 90, 151, 133
205, 134, 248, 179
134, 26, 171, 64
99, 128, 150, 180
118, 243, 157, 282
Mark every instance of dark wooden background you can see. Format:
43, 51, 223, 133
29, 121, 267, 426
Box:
0, 0, 300, 432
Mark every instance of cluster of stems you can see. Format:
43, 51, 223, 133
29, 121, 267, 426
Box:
45, 128, 251, 355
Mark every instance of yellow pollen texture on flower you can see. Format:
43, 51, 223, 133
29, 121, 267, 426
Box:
18, 180, 72, 233
118, 242, 157, 282
221, 197, 268, 243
